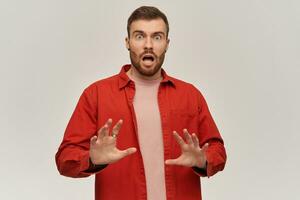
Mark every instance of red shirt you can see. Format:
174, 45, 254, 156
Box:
55, 64, 227, 200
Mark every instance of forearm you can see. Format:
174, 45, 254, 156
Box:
55, 145, 93, 178
205, 140, 227, 177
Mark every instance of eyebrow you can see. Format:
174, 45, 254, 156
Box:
132, 30, 166, 36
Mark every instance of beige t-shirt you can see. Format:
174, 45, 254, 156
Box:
128, 72, 166, 200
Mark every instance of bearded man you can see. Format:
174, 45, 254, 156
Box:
56, 6, 227, 200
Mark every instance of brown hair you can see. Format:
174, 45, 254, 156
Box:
127, 6, 169, 38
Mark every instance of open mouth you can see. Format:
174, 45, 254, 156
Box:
142, 55, 155, 62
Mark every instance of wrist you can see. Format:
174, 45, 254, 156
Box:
195, 156, 207, 169
89, 150, 106, 165
83, 157, 107, 173
89, 157, 107, 169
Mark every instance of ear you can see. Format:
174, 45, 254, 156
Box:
165, 38, 170, 52
125, 37, 130, 50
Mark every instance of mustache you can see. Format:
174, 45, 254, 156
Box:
140, 50, 157, 58
129, 49, 166, 59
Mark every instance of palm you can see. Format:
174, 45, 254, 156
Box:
90, 119, 136, 165
173, 143, 203, 167
165, 129, 208, 168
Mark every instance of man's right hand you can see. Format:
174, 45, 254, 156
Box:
89, 118, 137, 165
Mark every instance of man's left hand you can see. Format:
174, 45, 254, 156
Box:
165, 129, 208, 169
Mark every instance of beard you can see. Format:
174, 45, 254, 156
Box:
129, 49, 166, 77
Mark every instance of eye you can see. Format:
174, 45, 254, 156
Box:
135, 34, 144, 40
154, 35, 162, 40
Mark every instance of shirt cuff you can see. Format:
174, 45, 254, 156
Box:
192, 161, 208, 177
80, 151, 108, 174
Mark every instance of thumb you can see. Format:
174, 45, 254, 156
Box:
165, 159, 178, 165
120, 147, 137, 157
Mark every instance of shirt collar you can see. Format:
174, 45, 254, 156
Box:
118, 64, 176, 89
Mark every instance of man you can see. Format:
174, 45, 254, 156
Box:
56, 6, 226, 200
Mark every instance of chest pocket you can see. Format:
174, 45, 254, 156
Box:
169, 109, 198, 134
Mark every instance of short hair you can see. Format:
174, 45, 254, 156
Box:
127, 6, 169, 38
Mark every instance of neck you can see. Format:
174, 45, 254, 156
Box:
127, 65, 162, 81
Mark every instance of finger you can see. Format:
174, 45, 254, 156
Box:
97, 126, 106, 139
104, 118, 113, 136
97, 124, 109, 138
191, 133, 199, 148
90, 135, 97, 145
183, 129, 193, 145
102, 118, 112, 137
111, 119, 123, 138
173, 131, 185, 148
97, 118, 112, 138
120, 147, 137, 157
165, 159, 180, 165
201, 143, 209, 152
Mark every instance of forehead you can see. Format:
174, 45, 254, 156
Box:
129, 18, 167, 35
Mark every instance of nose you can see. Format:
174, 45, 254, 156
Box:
144, 37, 153, 50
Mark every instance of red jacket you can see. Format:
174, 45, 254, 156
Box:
55, 64, 226, 200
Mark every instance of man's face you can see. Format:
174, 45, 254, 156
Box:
126, 18, 170, 77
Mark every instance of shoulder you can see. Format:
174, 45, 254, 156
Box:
168, 75, 207, 103
84, 74, 119, 92
168, 75, 200, 93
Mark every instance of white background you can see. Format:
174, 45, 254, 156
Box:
1, 0, 299, 199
